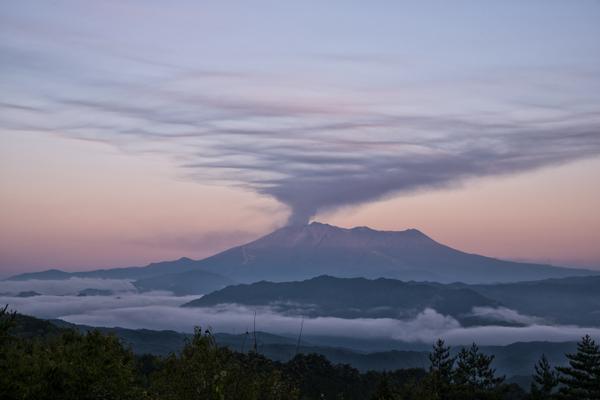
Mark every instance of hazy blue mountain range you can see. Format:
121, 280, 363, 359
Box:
183, 275, 505, 326
0, 291, 43, 297
182, 222, 596, 283
132, 269, 235, 295
7, 269, 74, 281
77, 288, 114, 296
183, 275, 600, 327
12, 314, 577, 382
460, 275, 600, 326
7, 222, 596, 285
246, 340, 578, 379
49, 318, 193, 356
5, 258, 234, 296
5, 257, 203, 281
17, 291, 42, 297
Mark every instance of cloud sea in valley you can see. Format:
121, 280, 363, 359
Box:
2, 278, 598, 347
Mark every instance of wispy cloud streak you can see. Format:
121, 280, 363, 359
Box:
2, 2, 600, 225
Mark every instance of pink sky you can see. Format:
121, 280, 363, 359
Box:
2, 1, 600, 277
1, 130, 599, 277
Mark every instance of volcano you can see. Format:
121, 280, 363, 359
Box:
8, 222, 596, 285
184, 222, 594, 284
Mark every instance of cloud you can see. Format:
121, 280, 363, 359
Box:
469, 306, 544, 325
41, 303, 464, 341
2, 26, 599, 225
11, 85, 600, 226
58, 304, 600, 345
441, 324, 600, 346
5, 292, 600, 346
0, 292, 197, 319
0, 278, 136, 296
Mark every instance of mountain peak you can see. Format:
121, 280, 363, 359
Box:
309, 221, 328, 226
254, 221, 436, 251
305, 221, 429, 239
307, 221, 338, 229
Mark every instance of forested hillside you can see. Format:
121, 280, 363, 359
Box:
2, 307, 599, 399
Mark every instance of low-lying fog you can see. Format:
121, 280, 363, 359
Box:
2, 278, 599, 346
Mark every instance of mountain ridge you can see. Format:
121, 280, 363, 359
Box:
183, 274, 600, 327
6, 222, 597, 284
182, 274, 504, 326
16, 313, 580, 379
182, 222, 597, 283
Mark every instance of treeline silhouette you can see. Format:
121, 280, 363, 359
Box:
1, 307, 599, 400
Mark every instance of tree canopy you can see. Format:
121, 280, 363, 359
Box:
1, 309, 599, 400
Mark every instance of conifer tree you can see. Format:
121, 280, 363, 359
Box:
557, 335, 600, 400
426, 339, 454, 399
453, 343, 504, 392
0, 304, 16, 340
429, 339, 454, 378
370, 376, 400, 400
530, 354, 558, 399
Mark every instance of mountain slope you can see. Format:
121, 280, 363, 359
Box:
183, 275, 503, 325
8, 222, 596, 284
464, 275, 600, 326
185, 274, 600, 327
187, 222, 596, 283
133, 269, 235, 295
6, 257, 205, 281
30, 316, 579, 379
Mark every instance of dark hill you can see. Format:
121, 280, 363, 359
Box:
182, 275, 501, 325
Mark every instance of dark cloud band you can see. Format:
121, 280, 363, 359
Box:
2, 49, 600, 225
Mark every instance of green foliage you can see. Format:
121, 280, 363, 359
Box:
150, 327, 296, 400
417, 340, 513, 400
0, 329, 142, 400
1, 311, 598, 400
556, 335, 600, 400
454, 343, 505, 391
0, 304, 16, 342
424, 339, 455, 399
370, 376, 401, 400
284, 353, 365, 399
530, 354, 558, 399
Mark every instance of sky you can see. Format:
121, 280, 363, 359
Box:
1, 1, 600, 276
